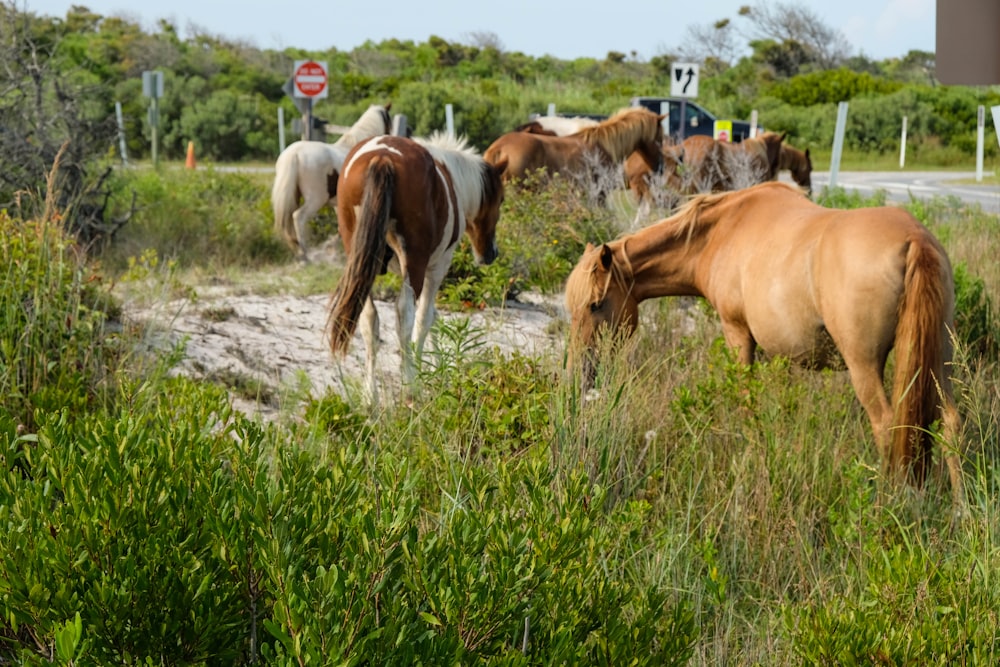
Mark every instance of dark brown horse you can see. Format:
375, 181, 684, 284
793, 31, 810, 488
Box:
329, 132, 507, 404
625, 132, 785, 222
565, 181, 962, 502
779, 142, 813, 194
484, 107, 665, 198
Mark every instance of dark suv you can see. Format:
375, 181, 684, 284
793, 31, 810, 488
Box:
629, 96, 755, 143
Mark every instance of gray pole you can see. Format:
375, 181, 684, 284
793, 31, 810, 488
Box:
278, 107, 286, 153
151, 96, 159, 168
976, 105, 985, 182
828, 102, 849, 189
445, 103, 455, 137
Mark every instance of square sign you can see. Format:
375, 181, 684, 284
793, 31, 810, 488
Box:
670, 63, 700, 98
293, 60, 328, 99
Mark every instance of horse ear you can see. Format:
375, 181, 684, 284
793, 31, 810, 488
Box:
805, 148, 810, 158
780, 131, 788, 142
599, 244, 613, 270
492, 158, 508, 177
384, 101, 392, 112
585, 242, 595, 252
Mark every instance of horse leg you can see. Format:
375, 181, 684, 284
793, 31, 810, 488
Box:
413, 259, 450, 359
719, 321, 757, 365
359, 296, 380, 406
938, 385, 966, 513
395, 275, 418, 393
841, 356, 894, 469
292, 195, 328, 260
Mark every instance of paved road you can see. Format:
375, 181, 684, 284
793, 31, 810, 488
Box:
808, 171, 1000, 212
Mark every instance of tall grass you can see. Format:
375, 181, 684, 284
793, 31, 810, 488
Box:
2, 163, 999, 663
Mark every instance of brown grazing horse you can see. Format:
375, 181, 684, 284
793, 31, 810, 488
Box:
328, 133, 507, 404
778, 142, 813, 194
625, 132, 785, 222
564, 181, 962, 502
484, 107, 665, 196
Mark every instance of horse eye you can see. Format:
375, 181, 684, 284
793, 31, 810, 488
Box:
589, 301, 603, 313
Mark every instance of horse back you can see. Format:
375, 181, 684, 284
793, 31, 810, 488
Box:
338, 136, 459, 258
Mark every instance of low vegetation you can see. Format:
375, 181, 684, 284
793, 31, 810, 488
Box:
1, 162, 999, 663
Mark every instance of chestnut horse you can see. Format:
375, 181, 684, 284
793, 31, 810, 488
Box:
484, 107, 665, 198
625, 132, 785, 223
778, 142, 813, 194
565, 181, 962, 501
328, 133, 507, 404
272, 103, 392, 259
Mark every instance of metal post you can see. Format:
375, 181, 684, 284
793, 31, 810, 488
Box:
115, 101, 128, 167
976, 105, 985, 182
306, 98, 315, 141
278, 107, 286, 153
445, 103, 455, 137
749, 110, 759, 138
547, 103, 556, 117
829, 101, 849, 189
151, 96, 159, 167
391, 114, 408, 137
899, 115, 907, 169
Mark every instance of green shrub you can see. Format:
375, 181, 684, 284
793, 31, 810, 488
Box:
0, 212, 121, 430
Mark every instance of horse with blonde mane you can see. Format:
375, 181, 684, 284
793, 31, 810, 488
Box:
484, 107, 664, 200
272, 103, 392, 260
328, 132, 507, 404
564, 181, 963, 503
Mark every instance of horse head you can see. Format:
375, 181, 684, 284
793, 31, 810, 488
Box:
793, 148, 813, 195
564, 242, 639, 388
466, 158, 507, 266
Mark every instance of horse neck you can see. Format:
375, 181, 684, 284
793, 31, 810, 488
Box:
617, 217, 707, 301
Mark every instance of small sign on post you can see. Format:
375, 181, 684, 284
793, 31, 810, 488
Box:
291, 60, 328, 141
142, 70, 164, 167
670, 63, 700, 98
714, 120, 733, 142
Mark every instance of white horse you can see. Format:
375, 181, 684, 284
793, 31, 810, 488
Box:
517, 115, 600, 136
271, 103, 392, 259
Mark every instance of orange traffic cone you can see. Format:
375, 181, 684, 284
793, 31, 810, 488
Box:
185, 141, 196, 169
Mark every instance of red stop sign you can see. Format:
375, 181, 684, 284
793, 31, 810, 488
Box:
294, 60, 327, 98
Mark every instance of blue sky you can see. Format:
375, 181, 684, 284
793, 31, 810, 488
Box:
23, 0, 935, 62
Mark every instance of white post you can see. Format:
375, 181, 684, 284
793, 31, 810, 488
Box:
899, 115, 907, 169
278, 107, 286, 153
391, 114, 408, 136
749, 110, 759, 138
976, 105, 985, 182
115, 101, 128, 167
547, 103, 556, 117
445, 103, 455, 137
659, 101, 670, 135
829, 101, 849, 189
992, 105, 1000, 147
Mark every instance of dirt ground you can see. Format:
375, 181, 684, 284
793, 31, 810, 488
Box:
129, 262, 567, 420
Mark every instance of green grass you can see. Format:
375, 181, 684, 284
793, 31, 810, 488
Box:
1, 158, 999, 664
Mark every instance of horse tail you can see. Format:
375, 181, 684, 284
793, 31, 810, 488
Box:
890, 236, 953, 485
271, 150, 300, 249
327, 156, 394, 356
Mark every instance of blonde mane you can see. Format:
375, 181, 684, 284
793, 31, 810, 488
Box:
573, 107, 661, 161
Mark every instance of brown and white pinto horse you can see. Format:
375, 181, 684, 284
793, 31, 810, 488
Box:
272, 104, 392, 260
484, 107, 664, 198
328, 132, 507, 404
565, 181, 962, 502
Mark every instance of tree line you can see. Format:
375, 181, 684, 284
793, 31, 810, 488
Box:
2, 1, 998, 222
